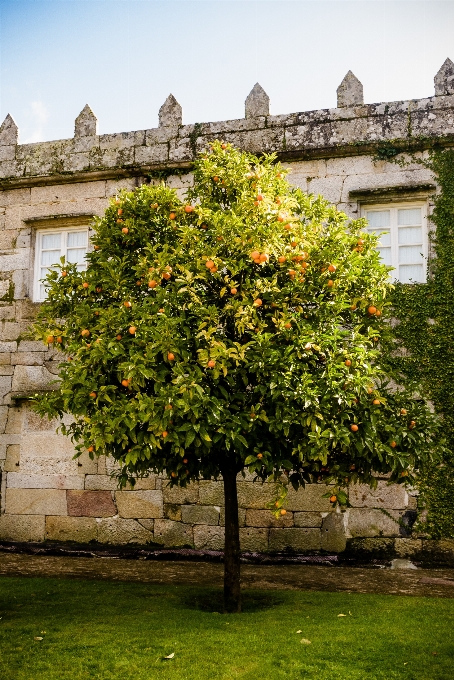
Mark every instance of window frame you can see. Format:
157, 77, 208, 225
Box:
33, 226, 89, 302
360, 200, 429, 284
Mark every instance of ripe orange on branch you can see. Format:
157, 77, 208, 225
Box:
351, 424, 359, 432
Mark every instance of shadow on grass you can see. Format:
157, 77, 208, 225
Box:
180, 588, 285, 614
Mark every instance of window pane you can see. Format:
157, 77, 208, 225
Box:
39, 283, 46, 299
398, 227, 422, 244
41, 233, 62, 250
366, 210, 390, 228
67, 248, 87, 264
398, 208, 421, 226
399, 264, 424, 283
67, 231, 88, 248
369, 229, 391, 246
399, 245, 424, 264
76, 264, 87, 272
377, 247, 392, 265
41, 250, 61, 266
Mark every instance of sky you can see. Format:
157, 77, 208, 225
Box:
0, 0, 453, 144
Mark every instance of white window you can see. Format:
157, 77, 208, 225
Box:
362, 203, 428, 284
34, 228, 89, 302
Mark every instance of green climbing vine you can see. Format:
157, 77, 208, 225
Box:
386, 148, 454, 538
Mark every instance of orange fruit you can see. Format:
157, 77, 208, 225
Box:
328, 264, 336, 273
56, 337, 62, 344
375, 309, 382, 317
288, 269, 296, 277
284, 224, 292, 231
184, 205, 194, 213
373, 399, 380, 405
121, 379, 130, 387
207, 360, 216, 368
284, 323, 292, 329
89, 391, 97, 398
183, 458, 189, 465
256, 453, 263, 459
94, 245, 100, 250
253, 298, 263, 306
122, 227, 129, 234
401, 470, 409, 477
351, 424, 359, 432
96, 287, 102, 293
368, 306, 377, 315
124, 301, 132, 308
116, 334, 122, 340
162, 431, 168, 438
148, 280, 158, 288
117, 209, 123, 215
221, 143, 227, 150
256, 195, 263, 201
87, 445, 94, 453
116, 219, 123, 224
250, 251, 260, 260
46, 335, 54, 344
81, 329, 90, 337
400, 408, 407, 415
278, 256, 286, 263
357, 238, 364, 245
409, 420, 416, 429
61, 271, 67, 277
151, 203, 158, 209
158, 308, 164, 313
390, 441, 397, 448
205, 260, 214, 269
330, 495, 337, 503
230, 288, 237, 295
259, 253, 268, 262
291, 241, 297, 248
211, 267, 218, 273
162, 272, 171, 280
129, 326, 136, 335
345, 359, 351, 367
169, 212, 176, 220
167, 353, 175, 361
367, 387, 373, 394
82, 282, 89, 289
327, 280, 334, 287
213, 176, 219, 182
280, 509, 287, 516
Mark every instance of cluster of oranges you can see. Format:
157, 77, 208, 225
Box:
249, 251, 268, 264
205, 259, 218, 274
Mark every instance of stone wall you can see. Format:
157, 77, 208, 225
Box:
0, 61, 453, 552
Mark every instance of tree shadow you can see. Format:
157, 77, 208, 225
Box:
179, 588, 284, 614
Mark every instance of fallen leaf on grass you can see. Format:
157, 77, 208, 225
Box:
337, 614, 347, 617
33, 637, 43, 641
296, 630, 302, 634
164, 653, 175, 659
300, 638, 311, 645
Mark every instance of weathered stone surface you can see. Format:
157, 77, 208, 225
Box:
434, 58, 454, 96
268, 528, 321, 552
5, 488, 67, 515
285, 485, 332, 512
0, 114, 18, 146
97, 517, 153, 544
153, 519, 193, 547
239, 527, 269, 552
3, 444, 20, 471
321, 513, 347, 552
394, 538, 423, 558
164, 503, 182, 521
11, 365, 58, 393
11, 352, 44, 366
159, 94, 182, 127
193, 525, 224, 550
7, 473, 84, 490
245, 509, 294, 528
84, 475, 119, 491
74, 104, 98, 137
349, 481, 408, 510
46, 516, 97, 542
198, 480, 224, 505
181, 504, 220, 525
138, 519, 154, 531
236, 481, 277, 509
115, 490, 163, 519
293, 512, 323, 528
0, 514, 44, 542
337, 71, 363, 107
347, 508, 401, 538
162, 481, 198, 504
67, 490, 116, 517
245, 83, 269, 118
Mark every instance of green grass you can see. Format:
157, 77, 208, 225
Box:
0, 576, 453, 680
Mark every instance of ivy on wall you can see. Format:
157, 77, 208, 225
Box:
387, 149, 454, 538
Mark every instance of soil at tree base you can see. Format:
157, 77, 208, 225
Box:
0, 552, 453, 598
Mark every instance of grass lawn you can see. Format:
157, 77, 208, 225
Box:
0, 576, 453, 680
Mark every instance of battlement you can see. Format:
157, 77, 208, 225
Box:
1, 59, 454, 188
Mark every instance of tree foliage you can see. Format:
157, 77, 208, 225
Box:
33, 142, 441, 504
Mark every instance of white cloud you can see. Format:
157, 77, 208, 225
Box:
23, 100, 49, 143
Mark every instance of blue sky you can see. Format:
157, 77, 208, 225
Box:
1, 0, 453, 143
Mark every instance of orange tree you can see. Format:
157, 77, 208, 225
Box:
33, 142, 441, 612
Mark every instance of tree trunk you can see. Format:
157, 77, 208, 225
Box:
222, 462, 241, 613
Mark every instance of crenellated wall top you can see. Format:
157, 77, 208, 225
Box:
0, 59, 454, 188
